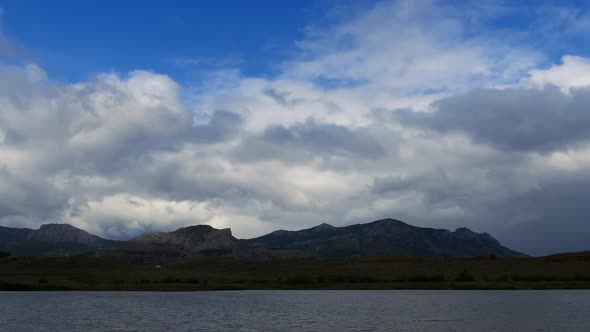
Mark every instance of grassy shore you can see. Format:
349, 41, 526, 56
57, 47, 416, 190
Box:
2, 253, 590, 291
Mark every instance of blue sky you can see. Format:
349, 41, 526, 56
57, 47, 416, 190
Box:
1, 1, 588, 78
1, 0, 343, 82
2, 1, 590, 255
5, 0, 587, 85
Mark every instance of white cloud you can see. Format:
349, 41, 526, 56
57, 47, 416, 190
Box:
525, 55, 590, 91
282, 0, 541, 93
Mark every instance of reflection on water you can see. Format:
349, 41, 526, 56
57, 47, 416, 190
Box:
0, 290, 588, 331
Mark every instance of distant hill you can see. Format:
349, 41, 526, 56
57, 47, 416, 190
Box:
0, 224, 114, 256
0, 226, 31, 246
244, 219, 526, 259
0, 218, 525, 260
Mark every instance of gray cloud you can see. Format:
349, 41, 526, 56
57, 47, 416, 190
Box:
263, 88, 306, 108
395, 85, 590, 152
0, 166, 69, 228
189, 110, 243, 144
487, 172, 590, 255
233, 120, 385, 163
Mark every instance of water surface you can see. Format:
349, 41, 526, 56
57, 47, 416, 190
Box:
1, 290, 588, 331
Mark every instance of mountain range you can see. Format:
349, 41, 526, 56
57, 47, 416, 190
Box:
0, 219, 526, 262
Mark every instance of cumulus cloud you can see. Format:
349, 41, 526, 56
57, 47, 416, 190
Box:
0, 66, 244, 233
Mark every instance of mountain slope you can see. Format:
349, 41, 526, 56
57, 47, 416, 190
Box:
244, 218, 525, 259
0, 226, 32, 245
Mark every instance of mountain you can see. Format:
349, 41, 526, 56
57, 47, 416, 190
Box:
97, 225, 243, 264
244, 219, 525, 259
0, 218, 525, 261
132, 225, 239, 253
28, 224, 111, 247
0, 224, 113, 256
0, 226, 31, 244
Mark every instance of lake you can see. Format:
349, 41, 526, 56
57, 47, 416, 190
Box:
0, 290, 588, 331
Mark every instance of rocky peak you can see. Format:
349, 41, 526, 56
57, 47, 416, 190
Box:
453, 227, 479, 240
371, 218, 408, 227
132, 224, 239, 254
173, 225, 232, 237
312, 223, 335, 232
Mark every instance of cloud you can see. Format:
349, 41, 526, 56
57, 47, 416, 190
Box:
481, 167, 590, 254
283, 0, 541, 93
0, 66, 244, 231
395, 83, 590, 152
232, 120, 385, 164
526, 55, 590, 91
189, 110, 243, 144
0, 165, 69, 229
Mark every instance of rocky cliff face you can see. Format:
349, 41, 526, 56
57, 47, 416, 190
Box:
98, 224, 243, 263
244, 219, 525, 259
132, 225, 240, 256
133, 225, 237, 252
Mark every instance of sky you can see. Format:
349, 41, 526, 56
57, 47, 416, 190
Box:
1, 0, 590, 256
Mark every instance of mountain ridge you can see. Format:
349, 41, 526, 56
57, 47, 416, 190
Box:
244, 218, 524, 259
0, 218, 526, 260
